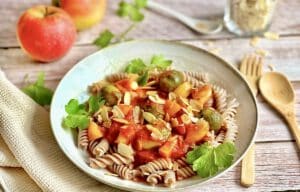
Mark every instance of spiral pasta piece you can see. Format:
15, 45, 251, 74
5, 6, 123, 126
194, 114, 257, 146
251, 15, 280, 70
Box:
89, 138, 109, 157
173, 157, 188, 169
163, 170, 176, 187
77, 129, 88, 150
182, 73, 205, 88
176, 166, 195, 180
89, 152, 133, 169
139, 158, 173, 175
222, 98, 240, 121
146, 171, 164, 186
224, 118, 238, 142
212, 84, 228, 114
110, 164, 133, 180
183, 71, 209, 83
215, 129, 226, 143
89, 80, 107, 94
106, 73, 129, 82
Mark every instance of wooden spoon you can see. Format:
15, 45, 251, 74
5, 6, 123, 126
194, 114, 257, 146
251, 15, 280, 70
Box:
259, 72, 300, 149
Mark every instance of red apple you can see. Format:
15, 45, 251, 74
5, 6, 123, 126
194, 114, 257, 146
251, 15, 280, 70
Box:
58, 0, 107, 31
17, 5, 76, 62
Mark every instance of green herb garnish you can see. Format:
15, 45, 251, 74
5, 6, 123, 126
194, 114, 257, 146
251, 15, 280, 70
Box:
150, 54, 172, 69
186, 142, 236, 178
88, 95, 105, 114
125, 58, 147, 74
94, 0, 147, 49
63, 95, 105, 129
22, 72, 53, 106
93, 30, 115, 48
137, 70, 149, 86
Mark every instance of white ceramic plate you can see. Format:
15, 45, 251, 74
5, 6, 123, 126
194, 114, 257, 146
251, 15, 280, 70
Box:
50, 40, 257, 192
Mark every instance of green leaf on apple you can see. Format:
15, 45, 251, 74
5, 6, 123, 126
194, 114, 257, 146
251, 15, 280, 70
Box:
93, 29, 115, 48
22, 72, 53, 106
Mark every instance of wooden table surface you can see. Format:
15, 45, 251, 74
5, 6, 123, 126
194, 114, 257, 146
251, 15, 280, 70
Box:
1, 0, 299, 191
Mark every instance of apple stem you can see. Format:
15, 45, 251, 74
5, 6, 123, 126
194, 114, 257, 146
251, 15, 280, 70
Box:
118, 23, 137, 41
45, 6, 49, 16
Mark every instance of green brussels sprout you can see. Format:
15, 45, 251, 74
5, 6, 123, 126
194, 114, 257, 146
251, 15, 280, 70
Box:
159, 70, 184, 92
101, 84, 122, 106
202, 108, 223, 131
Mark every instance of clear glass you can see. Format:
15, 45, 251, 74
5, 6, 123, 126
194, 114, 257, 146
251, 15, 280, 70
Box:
224, 0, 278, 36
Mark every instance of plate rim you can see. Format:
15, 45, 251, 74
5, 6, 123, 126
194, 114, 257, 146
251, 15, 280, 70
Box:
50, 39, 258, 192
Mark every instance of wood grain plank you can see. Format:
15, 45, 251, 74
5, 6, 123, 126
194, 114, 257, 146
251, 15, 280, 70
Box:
192, 141, 300, 192
1, 38, 300, 142
1, 0, 300, 47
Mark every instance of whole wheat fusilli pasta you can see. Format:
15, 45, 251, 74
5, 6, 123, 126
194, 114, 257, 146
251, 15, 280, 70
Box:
89, 152, 133, 169
222, 98, 240, 121
77, 129, 88, 150
139, 158, 173, 175
212, 84, 228, 114
146, 171, 164, 185
89, 138, 109, 157
224, 118, 238, 142
176, 166, 195, 180
109, 164, 133, 180
163, 170, 176, 187
106, 73, 129, 82
183, 71, 209, 83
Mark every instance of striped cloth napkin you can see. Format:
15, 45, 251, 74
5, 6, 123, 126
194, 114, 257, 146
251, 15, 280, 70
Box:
0, 70, 119, 192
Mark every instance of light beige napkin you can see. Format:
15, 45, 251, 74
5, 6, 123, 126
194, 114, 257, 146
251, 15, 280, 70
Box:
0, 71, 121, 192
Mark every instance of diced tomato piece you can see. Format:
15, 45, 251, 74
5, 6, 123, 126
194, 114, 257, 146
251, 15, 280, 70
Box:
105, 122, 121, 144
135, 150, 159, 165
185, 121, 209, 145
159, 136, 188, 158
115, 79, 137, 92
174, 124, 186, 135
159, 136, 177, 158
164, 100, 181, 117
115, 124, 137, 144
133, 129, 162, 151
135, 88, 147, 98
171, 136, 188, 158
87, 121, 104, 141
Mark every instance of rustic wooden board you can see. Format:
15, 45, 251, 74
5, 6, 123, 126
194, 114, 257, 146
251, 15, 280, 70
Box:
0, 38, 299, 143
194, 141, 300, 192
1, 0, 300, 47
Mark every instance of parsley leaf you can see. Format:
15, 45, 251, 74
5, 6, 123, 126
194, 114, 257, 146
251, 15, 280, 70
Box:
150, 54, 172, 69
137, 71, 149, 86
63, 114, 89, 129
187, 142, 236, 178
88, 95, 105, 114
117, 0, 147, 22
186, 142, 211, 164
65, 99, 86, 115
22, 72, 53, 106
93, 30, 114, 48
125, 58, 147, 74
63, 99, 89, 129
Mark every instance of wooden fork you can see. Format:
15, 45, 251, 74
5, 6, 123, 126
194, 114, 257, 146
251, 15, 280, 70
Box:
239, 54, 263, 187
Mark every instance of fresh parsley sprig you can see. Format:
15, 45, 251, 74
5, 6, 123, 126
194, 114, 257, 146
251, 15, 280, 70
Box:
94, 0, 148, 48
22, 72, 53, 106
63, 95, 105, 129
125, 55, 172, 86
186, 142, 236, 178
